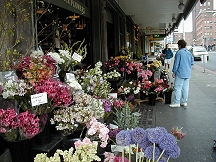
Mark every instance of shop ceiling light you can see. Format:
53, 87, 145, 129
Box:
68, 14, 80, 20
178, 0, 185, 10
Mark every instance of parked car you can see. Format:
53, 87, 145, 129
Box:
189, 46, 209, 61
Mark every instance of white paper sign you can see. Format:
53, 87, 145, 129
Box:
31, 92, 48, 107
72, 52, 82, 62
108, 93, 118, 98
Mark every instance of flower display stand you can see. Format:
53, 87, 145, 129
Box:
0, 136, 6, 156
32, 134, 64, 159
0, 149, 13, 162
7, 140, 33, 162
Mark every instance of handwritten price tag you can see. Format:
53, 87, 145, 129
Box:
108, 93, 118, 98
31, 92, 48, 107
72, 52, 82, 62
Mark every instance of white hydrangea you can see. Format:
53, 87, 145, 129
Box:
59, 50, 71, 60
47, 52, 65, 64
30, 50, 44, 58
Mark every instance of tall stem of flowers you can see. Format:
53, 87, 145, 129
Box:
155, 149, 165, 162
152, 143, 155, 162
79, 126, 86, 138
136, 143, 139, 162
166, 156, 170, 162
122, 148, 125, 162
139, 148, 143, 162
129, 145, 131, 162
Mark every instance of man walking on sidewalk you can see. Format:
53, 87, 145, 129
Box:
169, 40, 194, 108
162, 44, 173, 70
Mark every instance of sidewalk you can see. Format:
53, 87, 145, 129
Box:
139, 57, 216, 161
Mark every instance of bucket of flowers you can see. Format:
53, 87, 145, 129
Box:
142, 78, 164, 106
163, 82, 174, 104
103, 70, 122, 92
0, 108, 41, 162
117, 80, 141, 103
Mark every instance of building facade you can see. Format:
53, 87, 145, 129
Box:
193, 0, 216, 50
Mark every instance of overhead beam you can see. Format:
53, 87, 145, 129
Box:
183, 0, 199, 20
200, 0, 207, 4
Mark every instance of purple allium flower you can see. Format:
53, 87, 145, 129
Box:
144, 145, 161, 160
158, 133, 177, 151
146, 127, 166, 144
156, 127, 168, 134
130, 127, 146, 144
165, 144, 181, 159
138, 138, 152, 151
116, 130, 132, 146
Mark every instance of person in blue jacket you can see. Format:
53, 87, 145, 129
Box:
169, 40, 194, 108
162, 44, 173, 70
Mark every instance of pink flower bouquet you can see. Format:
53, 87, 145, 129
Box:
0, 108, 40, 141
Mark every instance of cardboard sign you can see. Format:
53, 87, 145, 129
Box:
72, 52, 82, 62
31, 92, 48, 107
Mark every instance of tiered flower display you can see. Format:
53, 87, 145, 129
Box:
0, 50, 73, 142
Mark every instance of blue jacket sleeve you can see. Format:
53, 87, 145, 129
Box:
172, 52, 180, 74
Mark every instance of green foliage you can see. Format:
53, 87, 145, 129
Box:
136, 43, 142, 59
113, 102, 141, 130
0, 0, 32, 71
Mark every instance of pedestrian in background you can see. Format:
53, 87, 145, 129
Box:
169, 40, 194, 108
162, 44, 173, 70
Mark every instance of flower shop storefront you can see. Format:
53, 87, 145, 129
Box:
36, 0, 137, 66
0, 1, 181, 162
0, 38, 183, 162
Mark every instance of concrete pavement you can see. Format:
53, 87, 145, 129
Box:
139, 56, 216, 161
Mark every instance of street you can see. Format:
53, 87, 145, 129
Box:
194, 52, 216, 73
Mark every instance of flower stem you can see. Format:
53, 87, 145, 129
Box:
156, 149, 165, 162
129, 145, 131, 162
166, 156, 170, 162
122, 148, 125, 162
136, 143, 138, 162
153, 143, 155, 162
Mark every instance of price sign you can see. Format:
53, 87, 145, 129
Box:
72, 52, 82, 62
31, 92, 48, 107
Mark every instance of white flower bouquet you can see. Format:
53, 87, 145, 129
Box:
75, 61, 111, 98
50, 92, 105, 135
104, 70, 121, 81
34, 138, 100, 162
